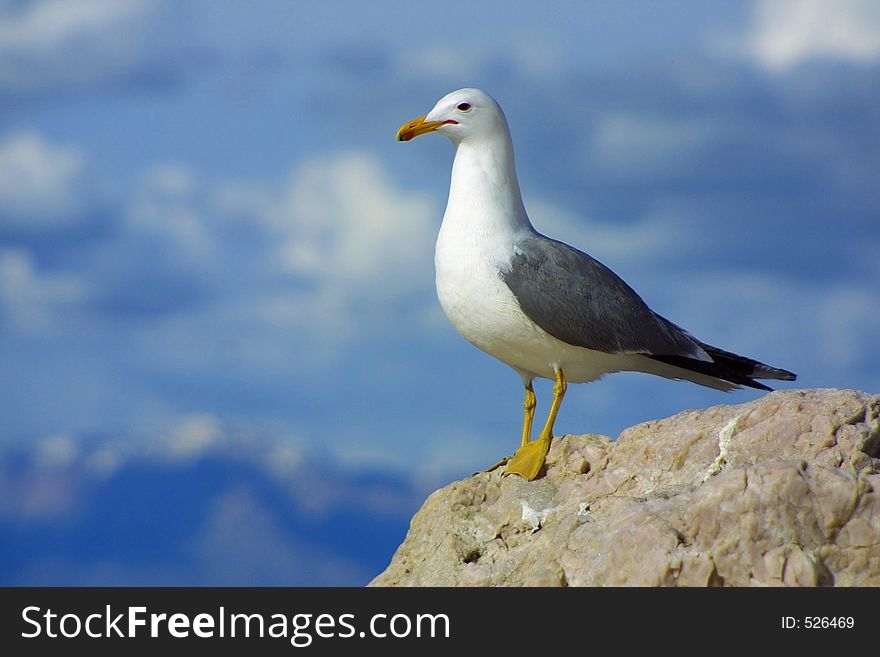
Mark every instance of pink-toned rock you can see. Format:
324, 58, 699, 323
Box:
370, 389, 879, 587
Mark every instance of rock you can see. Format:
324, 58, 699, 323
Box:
370, 389, 880, 586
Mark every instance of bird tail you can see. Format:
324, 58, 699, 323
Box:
647, 342, 797, 391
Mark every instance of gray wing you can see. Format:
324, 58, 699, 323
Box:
500, 234, 704, 358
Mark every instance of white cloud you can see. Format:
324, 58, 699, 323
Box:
0, 132, 85, 229
590, 113, 716, 177
0, 0, 161, 93
85, 447, 124, 478
397, 44, 483, 81
0, 248, 85, 332
215, 151, 439, 343
276, 152, 436, 286
164, 414, 223, 461
740, 0, 880, 71
125, 164, 216, 266
35, 433, 79, 469
142, 164, 199, 198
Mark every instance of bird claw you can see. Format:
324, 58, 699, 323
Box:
503, 435, 551, 481
475, 456, 513, 476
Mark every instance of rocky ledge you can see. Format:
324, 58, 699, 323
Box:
371, 389, 879, 586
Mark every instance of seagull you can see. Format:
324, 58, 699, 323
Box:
397, 88, 796, 481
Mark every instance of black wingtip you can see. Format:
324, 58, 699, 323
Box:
647, 345, 796, 392
699, 343, 797, 382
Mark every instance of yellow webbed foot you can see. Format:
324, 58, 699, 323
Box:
504, 435, 551, 481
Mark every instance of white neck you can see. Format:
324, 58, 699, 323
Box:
440, 135, 534, 246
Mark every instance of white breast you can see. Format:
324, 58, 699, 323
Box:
434, 213, 627, 384
434, 222, 533, 365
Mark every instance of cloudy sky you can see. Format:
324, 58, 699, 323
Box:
1, 1, 878, 583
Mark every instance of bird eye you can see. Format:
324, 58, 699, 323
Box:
456, 102, 472, 112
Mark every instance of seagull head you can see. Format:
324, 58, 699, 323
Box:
397, 88, 507, 145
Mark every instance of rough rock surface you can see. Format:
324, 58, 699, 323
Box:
371, 389, 880, 586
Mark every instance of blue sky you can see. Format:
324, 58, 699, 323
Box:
1, 0, 878, 584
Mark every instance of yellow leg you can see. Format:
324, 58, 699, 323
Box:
538, 368, 567, 443
521, 382, 536, 448
505, 369, 567, 481
479, 382, 537, 474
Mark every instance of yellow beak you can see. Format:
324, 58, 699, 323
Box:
396, 115, 453, 142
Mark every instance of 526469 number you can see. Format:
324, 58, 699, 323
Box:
805, 617, 854, 629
